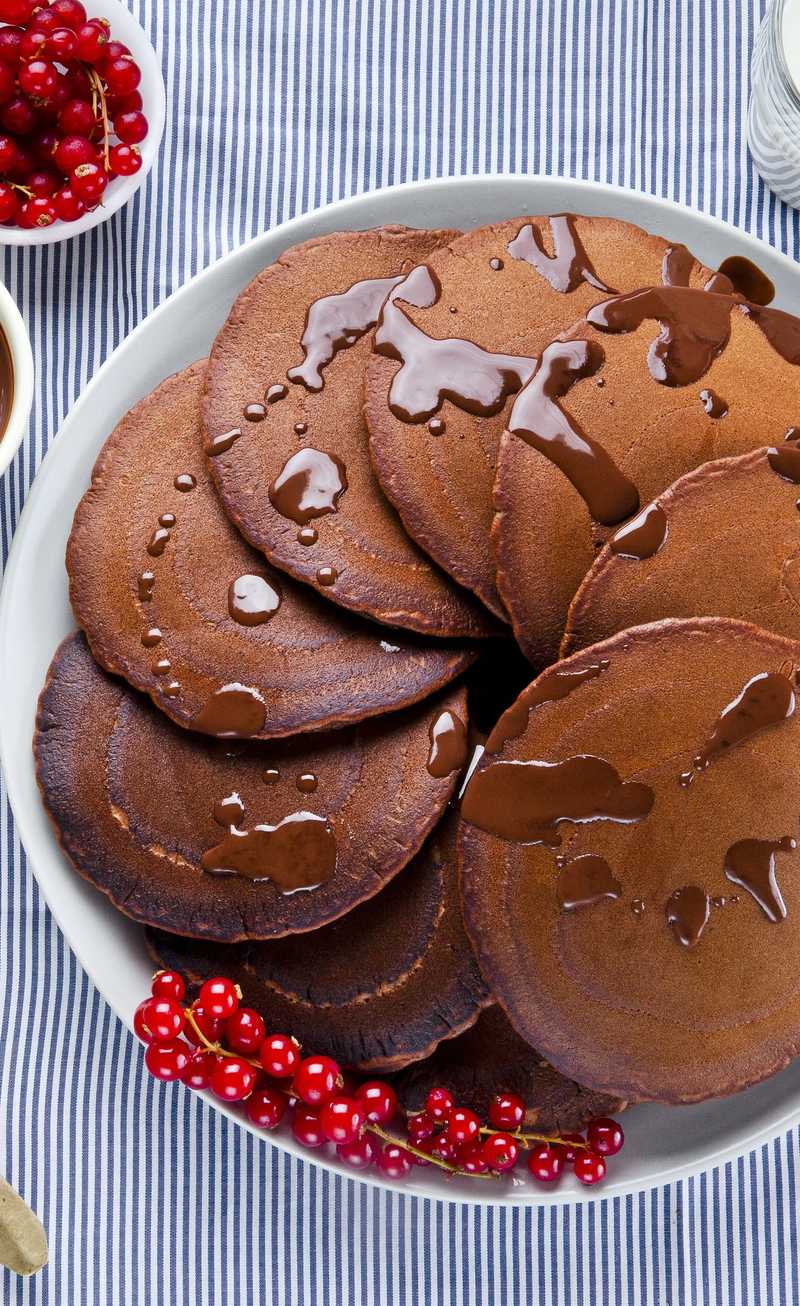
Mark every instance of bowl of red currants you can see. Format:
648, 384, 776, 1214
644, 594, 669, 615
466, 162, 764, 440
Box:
0, 0, 165, 243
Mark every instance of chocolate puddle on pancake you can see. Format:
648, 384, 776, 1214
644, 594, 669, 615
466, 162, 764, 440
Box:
202, 226, 497, 639
564, 446, 800, 656
35, 633, 468, 941
459, 617, 800, 1103
391, 1005, 624, 1133
494, 287, 800, 666
147, 812, 490, 1072
67, 363, 474, 739
364, 217, 711, 621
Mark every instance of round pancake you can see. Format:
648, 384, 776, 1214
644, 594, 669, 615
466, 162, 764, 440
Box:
146, 812, 489, 1073
364, 216, 711, 621
459, 618, 800, 1103
202, 226, 495, 638
36, 632, 469, 942
494, 289, 800, 666
564, 446, 800, 656
391, 1005, 625, 1133
67, 363, 474, 740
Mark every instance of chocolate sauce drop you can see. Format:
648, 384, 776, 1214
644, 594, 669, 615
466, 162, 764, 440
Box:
717, 255, 775, 306
461, 753, 654, 845
138, 571, 155, 602
785, 427, 800, 441
141, 627, 162, 647
489, 257, 504, 271
666, 885, 710, 947
205, 428, 242, 457
373, 265, 536, 422
556, 854, 622, 911
700, 388, 728, 418
263, 768, 280, 785
297, 526, 318, 546
296, 772, 318, 794
164, 681, 181, 698
661, 244, 695, 287
192, 683, 267, 737
507, 339, 640, 525
266, 383, 288, 404
213, 792, 245, 827
428, 417, 446, 435
288, 274, 405, 390
426, 709, 468, 778
268, 447, 348, 525
768, 445, 800, 484
586, 286, 734, 387
174, 473, 196, 492
486, 659, 610, 753
201, 811, 337, 890
294, 421, 308, 435
152, 658, 171, 676
631, 898, 646, 917
724, 834, 796, 922
610, 502, 668, 560
147, 526, 171, 557
227, 574, 282, 626
506, 215, 614, 294
160, 513, 176, 528
244, 402, 266, 422
740, 302, 800, 365
316, 566, 337, 586
681, 670, 795, 784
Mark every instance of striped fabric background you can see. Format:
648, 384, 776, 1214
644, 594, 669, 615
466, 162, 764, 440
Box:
0, 0, 798, 1301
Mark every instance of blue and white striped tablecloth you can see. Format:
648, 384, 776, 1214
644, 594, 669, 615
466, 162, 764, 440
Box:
1, 1, 798, 1301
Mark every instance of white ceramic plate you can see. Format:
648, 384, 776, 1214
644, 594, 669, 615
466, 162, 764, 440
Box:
3, 175, 800, 1205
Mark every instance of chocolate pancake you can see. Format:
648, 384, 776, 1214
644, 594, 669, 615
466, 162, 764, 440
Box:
459, 617, 800, 1103
494, 287, 800, 666
391, 1005, 624, 1132
35, 633, 469, 942
564, 446, 800, 656
67, 363, 473, 740
202, 227, 495, 638
146, 812, 489, 1072
364, 217, 711, 620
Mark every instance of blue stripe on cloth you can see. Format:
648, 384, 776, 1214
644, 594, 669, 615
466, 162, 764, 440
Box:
0, 0, 798, 1301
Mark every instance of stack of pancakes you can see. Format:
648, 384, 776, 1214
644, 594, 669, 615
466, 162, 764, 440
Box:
35, 214, 800, 1116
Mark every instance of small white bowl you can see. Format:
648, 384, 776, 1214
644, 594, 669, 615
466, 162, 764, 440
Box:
0, 0, 166, 246
0, 277, 33, 475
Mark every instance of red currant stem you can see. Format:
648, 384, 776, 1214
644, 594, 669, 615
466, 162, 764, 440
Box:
366, 1122, 496, 1180
7, 183, 33, 197
477, 1124, 591, 1152
87, 67, 110, 173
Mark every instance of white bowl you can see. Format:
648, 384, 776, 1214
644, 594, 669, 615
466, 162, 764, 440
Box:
0, 274, 33, 474
4, 175, 800, 1204
0, 0, 166, 246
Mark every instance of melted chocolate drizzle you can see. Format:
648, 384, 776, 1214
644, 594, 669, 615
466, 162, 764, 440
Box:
718, 255, 775, 306
205, 428, 242, 457
147, 525, 171, 557
556, 854, 622, 911
661, 244, 695, 287
138, 571, 155, 602
461, 753, 654, 846
268, 447, 348, 525
174, 473, 196, 492
201, 811, 337, 890
213, 792, 245, 827
192, 683, 267, 737
288, 274, 405, 390
610, 501, 668, 560
680, 670, 796, 786
724, 835, 796, 922
666, 885, 710, 947
506, 215, 614, 294
700, 388, 728, 418
373, 265, 536, 422
227, 574, 282, 626
486, 660, 610, 753
586, 286, 734, 387
508, 339, 640, 525
768, 444, 800, 484
426, 709, 468, 778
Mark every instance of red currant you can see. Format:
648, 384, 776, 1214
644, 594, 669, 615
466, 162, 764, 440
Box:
113, 108, 147, 143
406, 1111, 436, 1143
224, 1007, 266, 1056
53, 132, 92, 171
62, 66, 91, 100
0, 184, 19, 223
554, 1133, 586, 1165
336, 1135, 375, 1170
133, 997, 155, 1042
446, 1106, 481, 1148
30, 128, 58, 166
209, 1055, 257, 1102
57, 97, 94, 136
48, 0, 87, 28
0, 0, 34, 22
481, 1132, 520, 1173
184, 1003, 223, 1047
376, 1143, 413, 1179
140, 996, 185, 1043
179, 1049, 218, 1091
259, 1032, 300, 1079
0, 134, 19, 171
102, 38, 130, 61
0, 62, 15, 107
26, 168, 58, 196
19, 195, 56, 227
0, 95, 37, 135
198, 976, 239, 1020
427, 1133, 456, 1163
0, 27, 24, 66
319, 1096, 366, 1146
573, 1150, 607, 1186
488, 1091, 525, 1130
101, 54, 140, 96
19, 27, 48, 61
30, 6, 62, 34
46, 26, 77, 60
458, 1144, 489, 1174
424, 1086, 455, 1122
246, 1086, 288, 1130
108, 142, 141, 176
354, 1080, 397, 1125
587, 1117, 624, 1157
291, 1105, 326, 1149
107, 88, 142, 114
150, 969, 186, 1003
527, 1144, 564, 1184
19, 60, 59, 102
74, 20, 107, 64
293, 1054, 342, 1107
8, 142, 33, 178
144, 1037, 190, 1082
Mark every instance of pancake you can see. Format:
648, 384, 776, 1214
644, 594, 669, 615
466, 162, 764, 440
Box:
564, 446, 800, 656
35, 632, 469, 942
67, 363, 474, 740
364, 216, 711, 621
146, 812, 490, 1073
459, 618, 800, 1103
391, 1005, 624, 1133
494, 287, 800, 666
202, 226, 496, 639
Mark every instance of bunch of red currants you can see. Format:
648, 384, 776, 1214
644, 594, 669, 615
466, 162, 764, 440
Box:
0, 0, 148, 228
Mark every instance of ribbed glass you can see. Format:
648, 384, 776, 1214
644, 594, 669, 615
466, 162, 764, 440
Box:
748, 0, 800, 205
